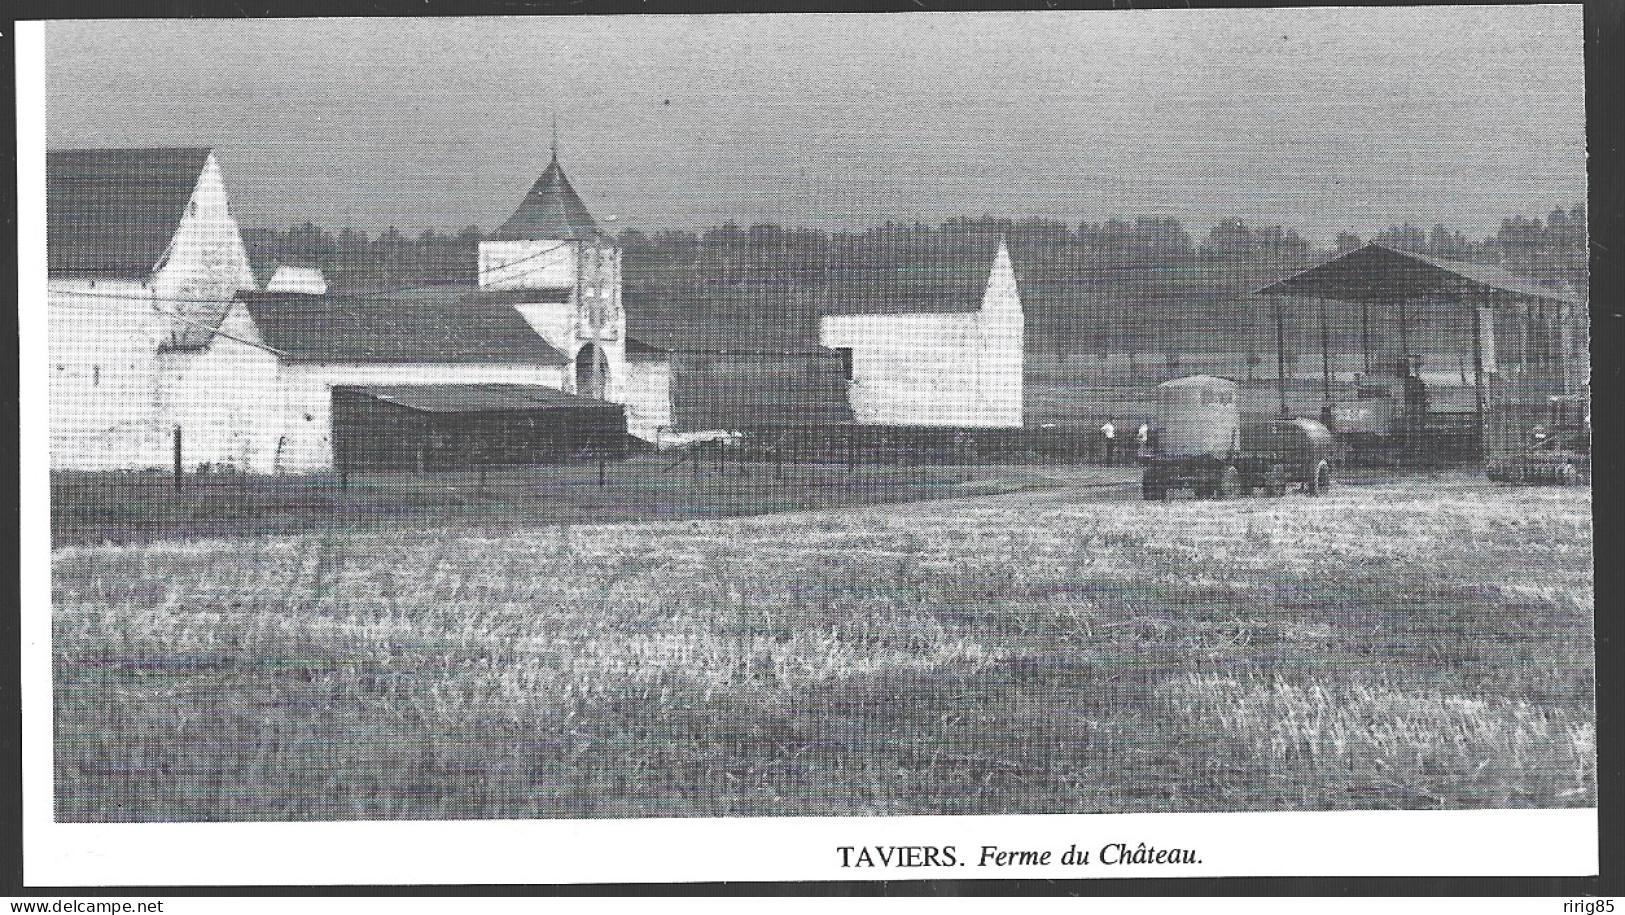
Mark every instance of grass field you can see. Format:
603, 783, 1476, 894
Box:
52, 473, 1593, 821
50, 458, 1018, 548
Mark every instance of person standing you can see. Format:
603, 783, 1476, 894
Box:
1101, 418, 1117, 466
1136, 422, 1150, 459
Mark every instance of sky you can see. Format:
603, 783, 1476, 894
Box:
43, 7, 1587, 246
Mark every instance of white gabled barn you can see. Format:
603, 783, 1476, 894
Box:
47, 147, 258, 470
819, 240, 1025, 428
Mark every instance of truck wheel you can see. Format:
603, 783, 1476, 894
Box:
1307, 460, 1331, 496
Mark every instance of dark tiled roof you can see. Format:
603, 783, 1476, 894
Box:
48, 147, 213, 277
236, 290, 569, 365
668, 351, 853, 431
818, 238, 1007, 315
625, 335, 669, 360
366, 285, 574, 306
491, 157, 599, 241
340, 384, 617, 413
1256, 242, 1579, 305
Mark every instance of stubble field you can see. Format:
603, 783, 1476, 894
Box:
52, 474, 1594, 821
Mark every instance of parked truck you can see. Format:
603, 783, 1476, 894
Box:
1140, 375, 1335, 500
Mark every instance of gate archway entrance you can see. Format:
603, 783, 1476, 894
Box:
575, 342, 609, 399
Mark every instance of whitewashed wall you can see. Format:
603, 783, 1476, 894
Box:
156, 303, 282, 473
479, 240, 577, 290
266, 267, 327, 294
150, 152, 257, 337
47, 282, 166, 470
820, 243, 1024, 428
622, 358, 673, 442
515, 302, 576, 354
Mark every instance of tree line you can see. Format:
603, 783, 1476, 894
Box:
243, 206, 1586, 360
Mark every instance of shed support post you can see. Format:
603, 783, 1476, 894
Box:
1360, 298, 1371, 373
173, 426, 183, 492
1471, 291, 1487, 459
1397, 297, 1410, 362
1319, 295, 1333, 405
1274, 296, 1289, 418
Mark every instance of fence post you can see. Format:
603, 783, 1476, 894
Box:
172, 426, 183, 492
598, 452, 607, 488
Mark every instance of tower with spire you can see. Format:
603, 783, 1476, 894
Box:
479, 131, 624, 402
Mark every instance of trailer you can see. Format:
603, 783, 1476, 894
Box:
1141, 375, 1334, 500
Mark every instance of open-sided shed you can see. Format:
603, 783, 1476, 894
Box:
331, 384, 628, 472
1256, 243, 1586, 463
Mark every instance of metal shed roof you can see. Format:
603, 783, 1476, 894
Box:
1255, 242, 1579, 305
340, 384, 620, 413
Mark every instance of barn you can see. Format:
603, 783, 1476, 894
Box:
819, 239, 1025, 428
47, 147, 258, 470
160, 288, 587, 473
48, 141, 677, 474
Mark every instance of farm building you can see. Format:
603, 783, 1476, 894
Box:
819, 239, 1024, 428
47, 147, 259, 470
475, 145, 673, 440
47, 142, 676, 473
157, 288, 586, 473
1256, 242, 1588, 464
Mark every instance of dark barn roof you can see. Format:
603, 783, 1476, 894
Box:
668, 350, 854, 432
339, 384, 617, 413
236, 290, 569, 364
48, 147, 212, 277
625, 335, 669, 360
818, 238, 1008, 316
376, 285, 575, 306
491, 157, 600, 241
1255, 242, 1579, 306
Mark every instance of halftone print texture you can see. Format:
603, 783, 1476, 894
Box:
43, 10, 1592, 823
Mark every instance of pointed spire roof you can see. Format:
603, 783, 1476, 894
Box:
491, 151, 600, 242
